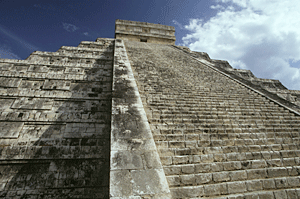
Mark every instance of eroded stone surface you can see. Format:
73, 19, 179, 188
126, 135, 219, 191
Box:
0, 122, 24, 138
110, 39, 171, 198
0, 38, 114, 198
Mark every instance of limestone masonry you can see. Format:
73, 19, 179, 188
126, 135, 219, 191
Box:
0, 19, 299, 198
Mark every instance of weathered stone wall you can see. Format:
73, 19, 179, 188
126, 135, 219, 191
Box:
124, 41, 300, 198
0, 38, 113, 198
115, 19, 176, 45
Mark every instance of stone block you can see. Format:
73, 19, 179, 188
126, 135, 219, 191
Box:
214, 154, 226, 162
173, 156, 188, 164
287, 167, 299, 176
286, 177, 300, 187
200, 154, 214, 163
251, 160, 267, 169
181, 165, 194, 174
282, 158, 296, 166
223, 161, 242, 171
247, 169, 267, 179
195, 173, 212, 185
275, 177, 288, 189
266, 159, 282, 167
163, 166, 181, 175
229, 170, 247, 181
228, 181, 247, 194
170, 186, 203, 198
274, 190, 287, 199
195, 163, 210, 173
213, 171, 230, 182
180, 174, 195, 185
267, 167, 288, 178
168, 141, 184, 148
210, 162, 223, 172
262, 179, 276, 189
286, 189, 298, 199
258, 191, 275, 199
246, 180, 263, 191
204, 184, 227, 196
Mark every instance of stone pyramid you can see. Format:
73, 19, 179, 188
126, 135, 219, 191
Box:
0, 19, 299, 198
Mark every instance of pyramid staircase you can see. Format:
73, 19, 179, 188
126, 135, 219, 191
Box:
0, 35, 299, 198
124, 41, 300, 198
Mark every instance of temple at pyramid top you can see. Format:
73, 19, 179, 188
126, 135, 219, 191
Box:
115, 19, 176, 44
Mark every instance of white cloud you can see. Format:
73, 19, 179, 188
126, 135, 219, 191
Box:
182, 0, 300, 90
210, 4, 225, 10
62, 22, 79, 32
83, 32, 89, 36
172, 20, 184, 30
0, 25, 39, 51
0, 46, 21, 59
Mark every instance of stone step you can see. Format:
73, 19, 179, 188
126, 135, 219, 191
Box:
155, 138, 300, 148
151, 119, 299, 127
159, 149, 300, 165
149, 100, 275, 106
164, 160, 300, 175
158, 147, 300, 164
150, 113, 293, 119
161, 150, 300, 165
148, 103, 284, 109
149, 99, 280, 106
170, 181, 300, 198
149, 106, 291, 113
153, 132, 300, 141
150, 119, 300, 127
154, 113, 293, 119
152, 126, 300, 135
151, 110, 291, 117
166, 166, 300, 187
222, 189, 299, 199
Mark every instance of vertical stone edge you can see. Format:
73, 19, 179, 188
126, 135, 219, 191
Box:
109, 39, 171, 199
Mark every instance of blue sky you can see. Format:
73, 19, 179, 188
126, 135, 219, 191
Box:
1, 0, 300, 90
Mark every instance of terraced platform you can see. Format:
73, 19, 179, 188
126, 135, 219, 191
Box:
0, 38, 114, 198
